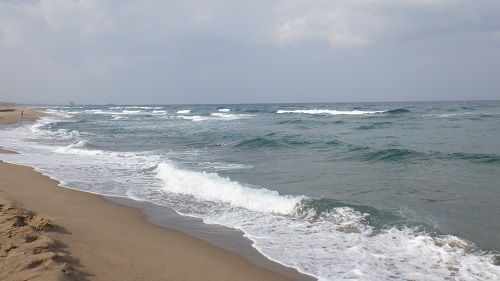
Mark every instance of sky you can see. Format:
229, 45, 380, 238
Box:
1, 0, 499, 105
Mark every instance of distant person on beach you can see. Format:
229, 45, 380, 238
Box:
21, 110, 24, 118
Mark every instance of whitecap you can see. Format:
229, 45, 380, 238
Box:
54, 140, 103, 156
277, 109, 386, 115
155, 162, 303, 215
178, 115, 209, 122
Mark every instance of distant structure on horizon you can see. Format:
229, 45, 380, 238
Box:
70, 101, 75, 107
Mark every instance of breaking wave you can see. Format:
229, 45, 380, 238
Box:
54, 140, 102, 156
155, 162, 303, 214
277, 109, 386, 115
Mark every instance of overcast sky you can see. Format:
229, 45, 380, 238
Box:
1, 0, 499, 105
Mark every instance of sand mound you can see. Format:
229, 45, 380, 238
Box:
0, 202, 87, 281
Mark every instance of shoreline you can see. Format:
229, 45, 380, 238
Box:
0, 103, 45, 125
0, 160, 315, 281
105, 196, 315, 280
0, 106, 316, 280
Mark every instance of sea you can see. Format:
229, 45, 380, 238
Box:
1, 100, 499, 280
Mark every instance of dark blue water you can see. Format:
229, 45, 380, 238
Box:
1, 100, 499, 280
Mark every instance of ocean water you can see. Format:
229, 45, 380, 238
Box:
1, 101, 500, 280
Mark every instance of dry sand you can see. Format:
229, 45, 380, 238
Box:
0, 105, 315, 281
0, 196, 81, 281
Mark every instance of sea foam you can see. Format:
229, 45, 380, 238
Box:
155, 162, 302, 215
54, 140, 102, 156
277, 109, 386, 115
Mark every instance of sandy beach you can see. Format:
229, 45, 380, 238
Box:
0, 107, 314, 281
0, 103, 44, 125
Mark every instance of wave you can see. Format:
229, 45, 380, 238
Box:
197, 162, 253, 171
324, 139, 343, 147
277, 109, 386, 115
218, 108, 231, 112
152, 110, 167, 115
432, 112, 499, 120
178, 115, 210, 122
364, 148, 426, 162
449, 152, 500, 165
54, 140, 103, 156
43, 109, 76, 119
385, 108, 410, 114
277, 108, 410, 116
179, 113, 252, 122
210, 112, 253, 120
234, 137, 282, 149
243, 108, 264, 113
121, 110, 143, 115
109, 106, 159, 110
344, 147, 422, 162
177, 110, 191, 114
275, 119, 304, 125
297, 198, 444, 232
234, 134, 312, 149
159, 179, 500, 281
81, 109, 149, 117
297, 198, 388, 225
346, 147, 500, 166
155, 162, 303, 214
356, 122, 393, 130
28, 117, 94, 141
275, 198, 499, 280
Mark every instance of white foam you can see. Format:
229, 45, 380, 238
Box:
177, 110, 191, 114
111, 106, 156, 110
43, 109, 75, 119
198, 161, 253, 171
211, 112, 232, 118
86, 109, 108, 114
201, 205, 500, 281
437, 112, 477, 118
121, 110, 144, 115
129, 106, 159, 110
155, 162, 303, 215
54, 140, 103, 156
152, 110, 167, 115
22, 115, 91, 142
210, 112, 252, 120
218, 108, 231, 112
277, 109, 386, 115
178, 115, 210, 122
82, 109, 145, 116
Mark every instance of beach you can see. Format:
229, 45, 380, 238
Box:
0, 103, 44, 125
2, 102, 499, 280
0, 107, 314, 281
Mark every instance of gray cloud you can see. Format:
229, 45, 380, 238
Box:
1, 0, 499, 104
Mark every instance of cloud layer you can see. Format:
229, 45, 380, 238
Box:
1, 0, 499, 104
